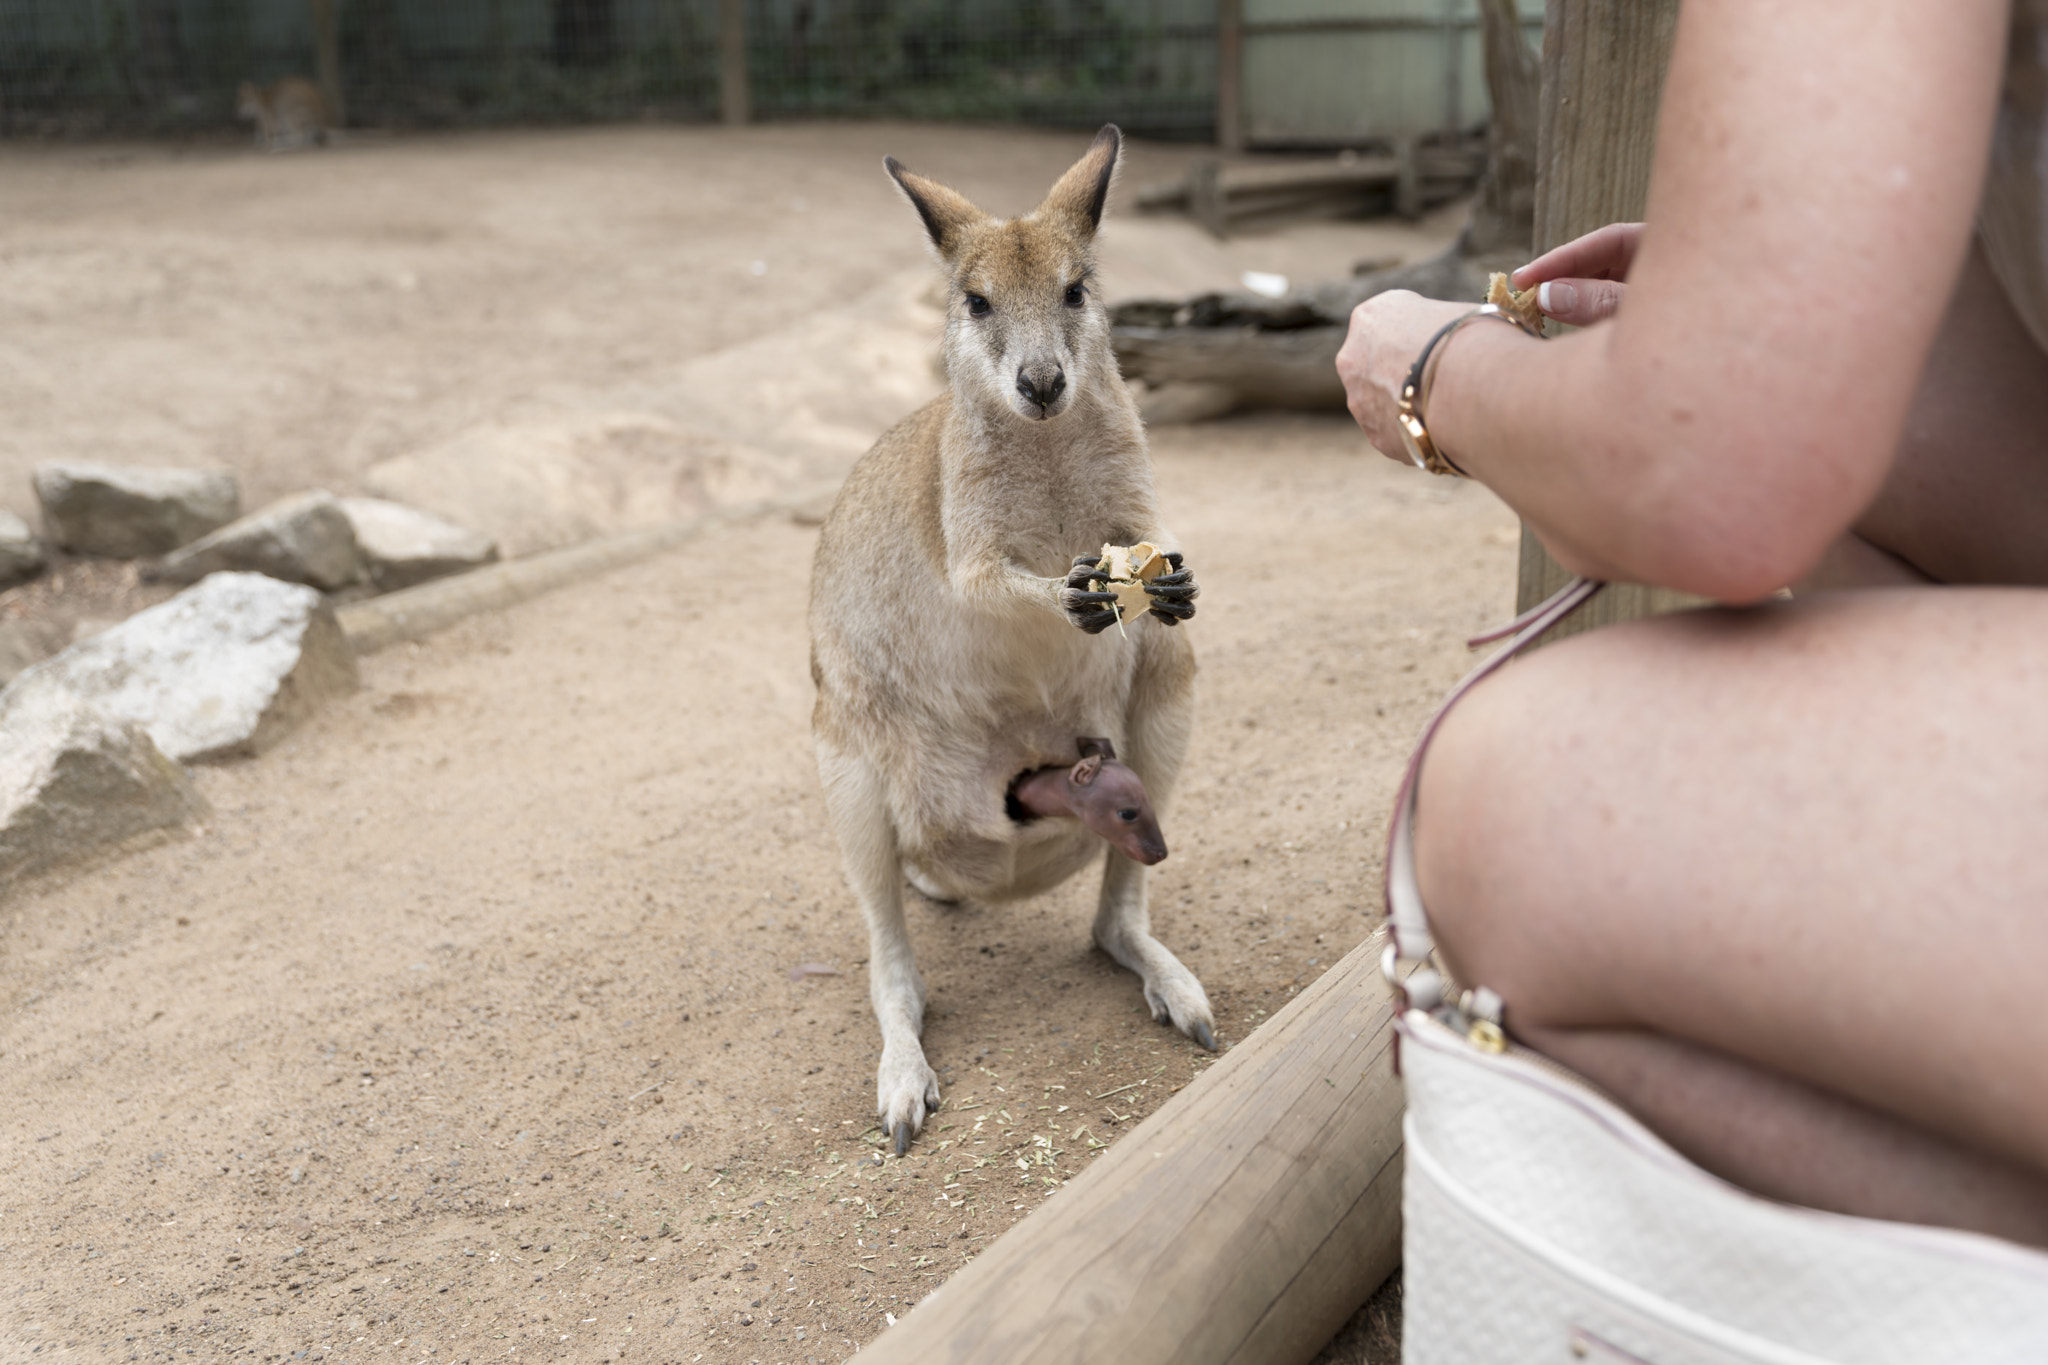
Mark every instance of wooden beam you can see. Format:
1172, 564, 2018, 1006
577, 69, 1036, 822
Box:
1216, 0, 1244, 153
1515, 0, 1693, 628
845, 932, 1408, 1365
719, 0, 751, 126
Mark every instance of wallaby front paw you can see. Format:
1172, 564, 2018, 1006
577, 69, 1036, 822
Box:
1144, 552, 1199, 625
876, 1045, 942, 1155
1144, 965, 1219, 1052
1062, 556, 1121, 633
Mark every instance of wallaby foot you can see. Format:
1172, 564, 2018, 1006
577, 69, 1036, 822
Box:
877, 1042, 942, 1155
1118, 941, 1218, 1052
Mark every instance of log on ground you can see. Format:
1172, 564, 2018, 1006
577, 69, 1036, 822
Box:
848, 930, 1408, 1365
1112, 251, 1500, 415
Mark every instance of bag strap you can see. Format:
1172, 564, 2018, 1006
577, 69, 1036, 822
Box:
1382, 574, 1605, 1018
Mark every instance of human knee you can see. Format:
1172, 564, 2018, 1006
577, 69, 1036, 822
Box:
1407, 651, 1591, 1016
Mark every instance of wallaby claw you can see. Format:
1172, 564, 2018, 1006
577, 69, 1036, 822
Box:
1145, 559, 1199, 625
1063, 558, 1124, 631
892, 1121, 913, 1156
1192, 1021, 1218, 1052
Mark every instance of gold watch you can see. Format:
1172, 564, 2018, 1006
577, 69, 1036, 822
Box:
1396, 304, 1514, 477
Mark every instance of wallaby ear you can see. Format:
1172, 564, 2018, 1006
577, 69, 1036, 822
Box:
1070, 754, 1105, 787
1077, 736, 1117, 762
884, 157, 988, 260
1035, 125, 1122, 240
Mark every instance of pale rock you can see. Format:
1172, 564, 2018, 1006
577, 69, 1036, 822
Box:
338, 497, 499, 592
0, 688, 209, 883
2, 572, 359, 763
0, 622, 42, 687
152, 490, 364, 591
0, 509, 44, 586
34, 462, 240, 558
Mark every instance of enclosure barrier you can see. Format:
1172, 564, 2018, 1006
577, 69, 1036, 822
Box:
846, 930, 1409, 1365
0, 0, 1221, 138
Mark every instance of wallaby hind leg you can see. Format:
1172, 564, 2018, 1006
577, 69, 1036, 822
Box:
1094, 629, 1216, 1049
1095, 857, 1217, 1050
819, 746, 942, 1153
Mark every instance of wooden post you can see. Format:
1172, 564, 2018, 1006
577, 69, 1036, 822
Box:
846, 932, 1408, 1365
1216, 0, 1244, 152
719, 0, 750, 125
310, 0, 345, 127
1514, 0, 1692, 627
1188, 157, 1228, 239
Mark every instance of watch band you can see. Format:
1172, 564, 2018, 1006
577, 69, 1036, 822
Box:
1397, 302, 1533, 478
1398, 312, 1481, 476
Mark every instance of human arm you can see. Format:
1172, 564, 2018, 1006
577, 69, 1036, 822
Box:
1338, 0, 2008, 604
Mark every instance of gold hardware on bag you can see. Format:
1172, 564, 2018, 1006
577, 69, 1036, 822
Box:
1468, 1018, 1507, 1054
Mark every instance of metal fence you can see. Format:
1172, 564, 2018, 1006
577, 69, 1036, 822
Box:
0, 0, 1223, 138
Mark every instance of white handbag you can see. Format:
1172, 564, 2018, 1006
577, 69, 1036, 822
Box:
1382, 579, 2048, 1364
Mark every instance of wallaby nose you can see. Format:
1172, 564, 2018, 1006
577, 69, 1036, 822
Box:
1016, 366, 1066, 411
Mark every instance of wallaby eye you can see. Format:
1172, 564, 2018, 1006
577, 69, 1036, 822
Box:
1117, 808, 1138, 822
965, 293, 991, 317
1064, 283, 1086, 308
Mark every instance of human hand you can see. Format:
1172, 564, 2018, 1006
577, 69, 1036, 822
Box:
1511, 222, 1644, 327
1336, 289, 1478, 464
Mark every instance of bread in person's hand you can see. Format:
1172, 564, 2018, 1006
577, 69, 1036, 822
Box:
1487, 272, 1545, 335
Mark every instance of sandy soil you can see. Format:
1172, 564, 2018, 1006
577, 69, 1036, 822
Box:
0, 126, 1515, 1364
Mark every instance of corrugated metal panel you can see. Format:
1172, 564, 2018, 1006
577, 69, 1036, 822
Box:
1242, 0, 1539, 146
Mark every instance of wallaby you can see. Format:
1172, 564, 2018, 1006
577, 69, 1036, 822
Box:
236, 77, 333, 152
808, 126, 1214, 1156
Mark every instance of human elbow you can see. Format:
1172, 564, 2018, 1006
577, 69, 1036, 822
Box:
1633, 474, 1864, 604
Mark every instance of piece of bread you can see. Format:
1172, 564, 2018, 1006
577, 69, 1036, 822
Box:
1487, 272, 1545, 335
1091, 542, 1169, 622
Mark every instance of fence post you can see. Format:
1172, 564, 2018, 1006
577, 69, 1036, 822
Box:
719, 0, 750, 125
1216, 0, 1243, 151
310, 0, 345, 126
1514, 0, 1691, 628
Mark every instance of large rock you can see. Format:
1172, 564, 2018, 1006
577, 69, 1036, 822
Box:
0, 688, 209, 883
0, 508, 44, 586
152, 490, 364, 591
34, 462, 240, 558
338, 497, 499, 592
2, 572, 359, 763
0, 622, 43, 687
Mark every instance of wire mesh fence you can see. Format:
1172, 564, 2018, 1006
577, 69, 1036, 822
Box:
0, 0, 1221, 138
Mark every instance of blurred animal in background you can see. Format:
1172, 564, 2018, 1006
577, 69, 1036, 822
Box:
808, 126, 1213, 1156
236, 77, 333, 152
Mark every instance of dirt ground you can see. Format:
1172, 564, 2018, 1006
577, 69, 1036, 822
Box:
0, 126, 1517, 1364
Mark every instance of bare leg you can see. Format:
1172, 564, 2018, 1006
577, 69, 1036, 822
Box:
1522, 1025, 2048, 1247
1414, 589, 2048, 1238
817, 746, 940, 1155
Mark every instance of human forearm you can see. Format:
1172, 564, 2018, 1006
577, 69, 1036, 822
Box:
1341, 0, 2008, 602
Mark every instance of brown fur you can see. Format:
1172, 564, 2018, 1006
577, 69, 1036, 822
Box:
808, 127, 1215, 1154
